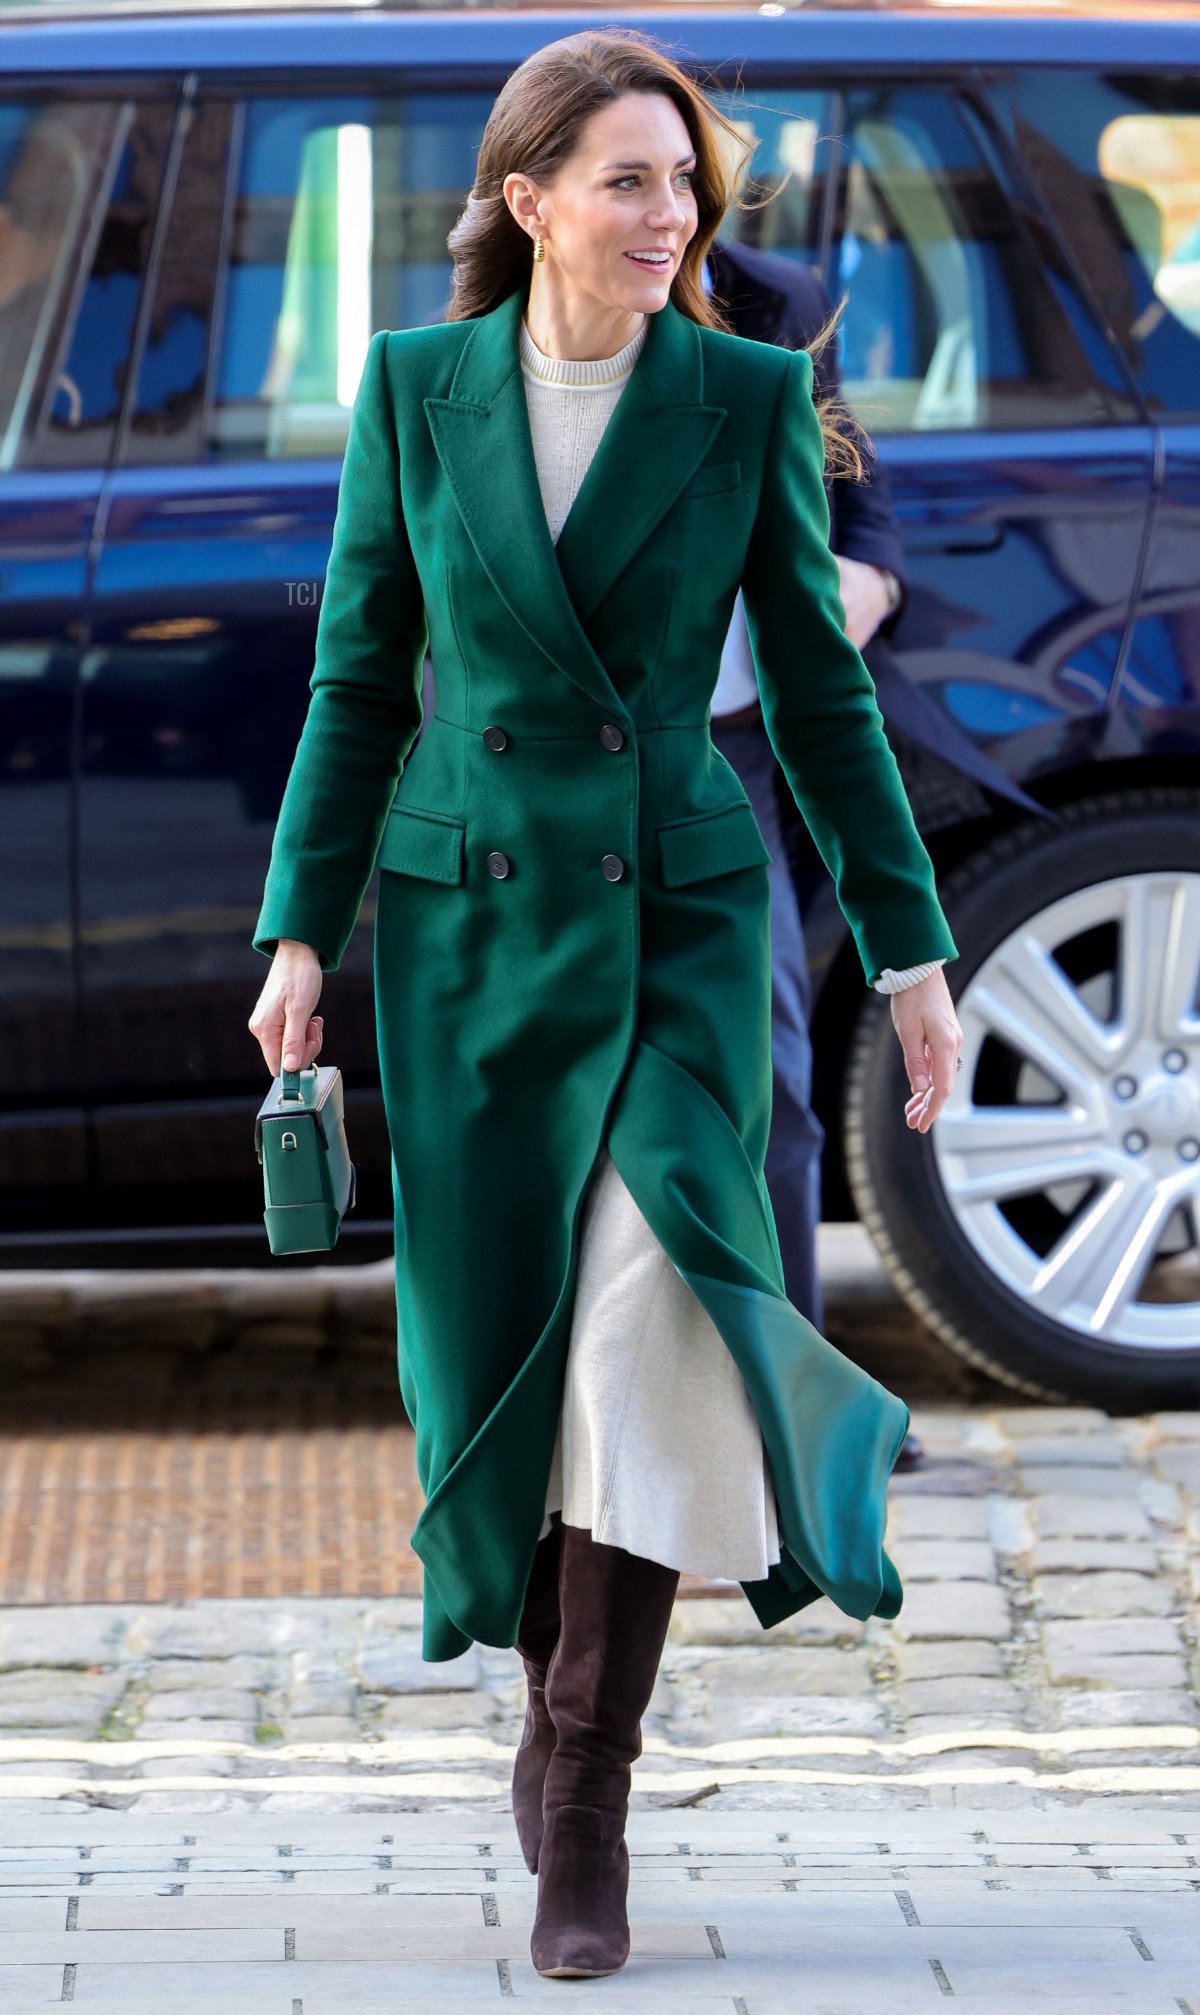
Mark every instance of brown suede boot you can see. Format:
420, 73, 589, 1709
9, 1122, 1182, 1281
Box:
530, 1523, 680, 1979
511, 1512, 563, 1874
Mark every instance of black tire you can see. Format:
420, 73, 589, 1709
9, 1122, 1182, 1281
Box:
844, 788, 1200, 1410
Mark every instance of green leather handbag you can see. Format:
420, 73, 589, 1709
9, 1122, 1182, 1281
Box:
254, 1062, 357, 1255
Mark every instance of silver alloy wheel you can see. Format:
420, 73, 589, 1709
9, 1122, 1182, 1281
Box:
932, 872, 1200, 1352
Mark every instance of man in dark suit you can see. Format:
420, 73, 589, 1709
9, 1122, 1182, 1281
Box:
703, 237, 918, 1453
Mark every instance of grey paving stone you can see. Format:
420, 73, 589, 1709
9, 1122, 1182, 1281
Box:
893, 1641, 1007, 1681
1028, 1540, 1161, 1574
985, 1496, 1035, 1556
139, 1691, 261, 1723
371, 1692, 495, 1730
1052, 1690, 1200, 1730
887, 1541, 995, 1581
356, 1599, 426, 1633
666, 1601, 864, 1647
0, 1966, 62, 2005
675, 1694, 889, 1740
355, 1639, 480, 1694
1153, 1445, 1200, 1493
134, 1756, 242, 1778
1018, 1464, 1145, 1497
1045, 1652, 1189, 1690
1032, 1571, 1175, 1619
1042, 1617, 1184, 1660
140, 1658, 281, 1694
0, 1901, 70, 1931
895, 1677, 1025, 1719
0, 1672, 125, 1727
0, 1610, 134, 1672
681, 1648, 876, 1697
2, 1927, 282, 1962
891, 1582, 1012, 1642
128, 1720, 256, 1745
1012, 1435, 1129, 1468
1151, 1411, 1200, 1440
886, 1497, 991, 1540
74, 1892, 486, 1929
124, 1605, 341, 1662
1032, 1496, 1155, 1540
286, 1681, 358, 1717
277, 1717, 362, 1743
995, 1406, 1111, 1436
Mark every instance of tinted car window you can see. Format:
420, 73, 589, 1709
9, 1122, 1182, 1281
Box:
0, 96, 132, 468
206, 91, 489, 460
999, 69, 1200, 423
827, 85, 1132, 433
128, 96, 235, 464
707, 87, 832, 267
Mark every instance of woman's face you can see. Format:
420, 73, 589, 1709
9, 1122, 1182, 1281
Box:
517, 91, 700, 315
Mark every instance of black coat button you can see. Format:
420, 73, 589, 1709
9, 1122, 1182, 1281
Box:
486, 850, 511, 879
601, 853, 626, 883
483, 725, 509, 752
599, 723, 626, 752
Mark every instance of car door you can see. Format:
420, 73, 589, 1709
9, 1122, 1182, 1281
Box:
83, 80, 492, 1247
995, 63, 1200, 764
826, 78, 1152, 806
0, 84, 174, 1254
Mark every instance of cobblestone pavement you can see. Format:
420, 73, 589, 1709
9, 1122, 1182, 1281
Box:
0, 1402, 1195, 1814
0, 1805, 1196, 2011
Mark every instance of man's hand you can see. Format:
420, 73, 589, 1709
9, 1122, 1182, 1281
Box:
836, 554, 893, 650
890, 967, 963, 1134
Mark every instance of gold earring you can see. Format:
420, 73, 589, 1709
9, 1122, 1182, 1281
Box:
532, 232, 545, 263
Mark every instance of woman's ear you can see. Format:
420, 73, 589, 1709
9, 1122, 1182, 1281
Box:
502, 172, 542, 241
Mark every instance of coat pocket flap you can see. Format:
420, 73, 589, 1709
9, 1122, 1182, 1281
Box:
679, 459, 742, 500
658, 800, 772, 888
377, 804, 466, 884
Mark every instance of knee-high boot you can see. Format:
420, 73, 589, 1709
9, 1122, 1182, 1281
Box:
530, 1522, 680, 1978
511, 1512, 564, 1874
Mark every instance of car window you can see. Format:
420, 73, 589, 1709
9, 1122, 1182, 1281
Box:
126, 96, 234, 464
706, 87, 833, 271
0, 95, 141, 470
827, 85, 1132, 434
999, 69, 1200, 422
203, 91, 489, 460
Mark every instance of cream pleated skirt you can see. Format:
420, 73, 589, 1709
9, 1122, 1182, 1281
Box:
540, 1147, 782, 1580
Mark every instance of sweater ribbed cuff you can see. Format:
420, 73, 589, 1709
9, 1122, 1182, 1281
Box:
873, 957, 947, 995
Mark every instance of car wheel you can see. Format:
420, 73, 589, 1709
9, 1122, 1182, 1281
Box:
843, 789, 1200, 1408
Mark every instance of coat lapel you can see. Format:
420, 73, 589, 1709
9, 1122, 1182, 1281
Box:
423, 285, 726, 716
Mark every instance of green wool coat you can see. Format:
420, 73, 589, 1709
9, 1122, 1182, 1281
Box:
252, 281, 959, 1663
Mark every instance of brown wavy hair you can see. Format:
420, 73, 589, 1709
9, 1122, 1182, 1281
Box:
445, 27, 866, 479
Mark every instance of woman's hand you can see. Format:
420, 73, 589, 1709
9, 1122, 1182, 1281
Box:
248, 939, 325, 1076
889, 967, 963, 1133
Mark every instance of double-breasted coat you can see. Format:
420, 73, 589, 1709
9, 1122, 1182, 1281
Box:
252, 281, 959, 1663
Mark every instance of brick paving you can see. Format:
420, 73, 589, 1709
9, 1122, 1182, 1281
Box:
0, 1226, 987, 1607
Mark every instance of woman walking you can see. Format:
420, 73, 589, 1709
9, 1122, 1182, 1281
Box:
249, 28, 962, 1979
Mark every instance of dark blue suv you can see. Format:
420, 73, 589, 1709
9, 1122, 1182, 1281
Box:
3, 0, 1199, 1408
